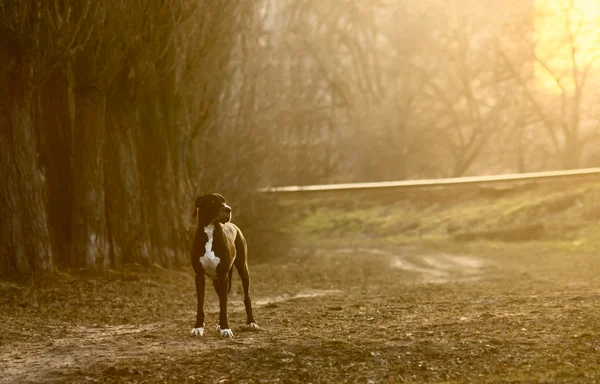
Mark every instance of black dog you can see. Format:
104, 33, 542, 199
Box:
190, 193, 258, 338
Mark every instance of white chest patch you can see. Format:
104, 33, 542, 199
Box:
199, 224, 220, 279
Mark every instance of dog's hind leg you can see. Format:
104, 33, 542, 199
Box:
228, 268, 234, 293
235, 261, 257, 328
234, 235, 257, 328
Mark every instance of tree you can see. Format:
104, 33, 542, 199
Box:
500, 0, 600, 170
0, 0, 105, 273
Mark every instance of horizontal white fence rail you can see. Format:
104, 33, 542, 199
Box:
260, 167, 600, 193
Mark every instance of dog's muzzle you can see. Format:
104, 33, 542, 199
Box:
219, 205, 232, 223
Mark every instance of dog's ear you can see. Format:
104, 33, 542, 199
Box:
193, 196, 202, 217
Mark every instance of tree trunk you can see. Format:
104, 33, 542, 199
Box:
141, 95, 185, 267
69, 86, 109, 268
0, 87, 54, 274
562, 135, 581, 170
38, 71, 73, 267
105, 101, 151, 266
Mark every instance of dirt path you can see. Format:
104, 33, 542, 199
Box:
1, 287, 348, 383
2, 247, 600, 383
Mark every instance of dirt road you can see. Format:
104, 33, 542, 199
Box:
2, 246, 600, 383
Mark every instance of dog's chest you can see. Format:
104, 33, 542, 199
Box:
199, 224, 220, 279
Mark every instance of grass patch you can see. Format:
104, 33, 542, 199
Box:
276, 179, 600, 251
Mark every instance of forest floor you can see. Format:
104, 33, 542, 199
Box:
3, 180, 600, 383
2, 243, 600, 383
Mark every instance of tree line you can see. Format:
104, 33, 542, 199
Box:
2, 0, 599, 275
0, 0, 272, 274
257, 0, 600, 184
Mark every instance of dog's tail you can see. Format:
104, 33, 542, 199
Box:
228, 268, 233, 293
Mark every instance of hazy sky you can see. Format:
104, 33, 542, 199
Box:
535, 0, 600, 91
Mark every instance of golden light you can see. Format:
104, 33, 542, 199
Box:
534, 0, 600, 91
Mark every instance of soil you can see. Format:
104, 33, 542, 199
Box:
2, 245, 600, 383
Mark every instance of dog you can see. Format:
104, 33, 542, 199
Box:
190, 193, 258, 338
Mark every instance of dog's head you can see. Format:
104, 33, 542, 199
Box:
193, 193, 232, 225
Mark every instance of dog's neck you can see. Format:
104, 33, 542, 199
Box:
197, 216, 219, 228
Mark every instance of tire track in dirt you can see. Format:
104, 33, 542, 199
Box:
333, 248, 490, 283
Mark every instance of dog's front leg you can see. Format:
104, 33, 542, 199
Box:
190, 273, 206, 336
213, 277, 233, 337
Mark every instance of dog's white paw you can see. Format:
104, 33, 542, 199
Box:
190, 327, 204, 337
220, 329, 234, 338
248, 322, 259, 329
216, 325, 234, 338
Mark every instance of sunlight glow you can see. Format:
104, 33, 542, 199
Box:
535, 0, 600, 91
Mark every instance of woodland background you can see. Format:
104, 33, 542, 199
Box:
2, 0, 600, 275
